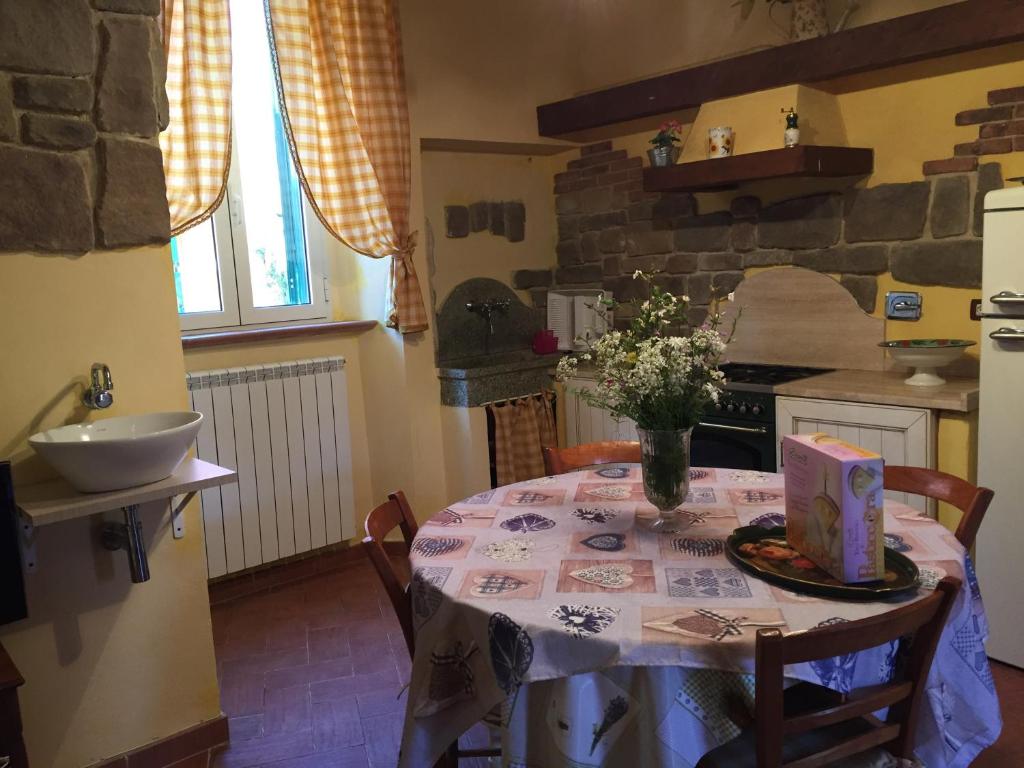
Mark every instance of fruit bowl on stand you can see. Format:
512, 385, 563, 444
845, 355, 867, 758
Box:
880, 339, 976, 387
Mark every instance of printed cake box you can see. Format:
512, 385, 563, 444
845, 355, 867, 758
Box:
782, 433, 885, 583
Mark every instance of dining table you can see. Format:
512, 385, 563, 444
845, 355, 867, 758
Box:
397, 466, 1001, 768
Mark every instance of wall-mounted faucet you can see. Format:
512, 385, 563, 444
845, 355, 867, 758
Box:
466, 299, 510, 354
83, 363, 114, 409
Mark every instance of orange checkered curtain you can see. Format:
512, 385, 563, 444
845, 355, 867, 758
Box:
160, 0, 233, 235
265, 0, 429, 333
489, 394, 557, 486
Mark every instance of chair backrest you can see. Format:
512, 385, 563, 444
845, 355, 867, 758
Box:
884, 465, 994, 550
362, 490, 418, 657
542, 440, 641, 474
753, 576, 961, 768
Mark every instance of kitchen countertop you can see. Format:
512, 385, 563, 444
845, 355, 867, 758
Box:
774, 369, 979, 412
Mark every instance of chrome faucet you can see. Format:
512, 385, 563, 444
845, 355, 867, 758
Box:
83, 363, 114, 409
466, 299, 510, 354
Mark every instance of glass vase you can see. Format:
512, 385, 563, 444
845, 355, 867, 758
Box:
637, 427, 692, 533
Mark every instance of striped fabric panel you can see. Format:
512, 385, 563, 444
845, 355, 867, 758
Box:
266, 0, 429, 334
160, 0, 233, 236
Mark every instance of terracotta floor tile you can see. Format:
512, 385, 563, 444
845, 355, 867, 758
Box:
311, 697, 364, 751
263, 685, 311, 736
348, 647, 398, 677
261, 745, 368, 768
359, 714, 403, 768
307, 626, 351, 663
304, 608, 354, 631
309, 668, 400, 702
264, 658, 355, 690
228, 716, 263, 742
265, 621, 308, 653
219, 671, 265, 718
222, 648, 309, 679
218, 629, 269, 662
354, 686, 406, 719
212, 732, 315, 768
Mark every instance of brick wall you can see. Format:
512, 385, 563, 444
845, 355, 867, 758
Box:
518, 83, 1024, 323
0, 0, 169, 253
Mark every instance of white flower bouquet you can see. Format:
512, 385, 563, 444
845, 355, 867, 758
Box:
555, 271, 731, 431
556, 271, 734, 529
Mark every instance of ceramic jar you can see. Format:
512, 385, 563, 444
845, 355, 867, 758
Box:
708, 126, 734, 159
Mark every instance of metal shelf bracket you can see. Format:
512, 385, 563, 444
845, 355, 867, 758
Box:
17, 510, 36, 574
170, 491, 196, 540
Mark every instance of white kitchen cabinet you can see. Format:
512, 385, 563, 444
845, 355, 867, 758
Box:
563, 377, 638, 445
775, 396, 936, 515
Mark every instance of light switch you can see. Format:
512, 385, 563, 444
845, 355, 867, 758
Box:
885, 291, 922, 320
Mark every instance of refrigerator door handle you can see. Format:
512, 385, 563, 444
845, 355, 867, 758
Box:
991, 291, 1024, 306
989, 327, 1024, 341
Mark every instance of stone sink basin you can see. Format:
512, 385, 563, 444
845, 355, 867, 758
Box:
438, 351, 562, 407
29, 411, 203, 493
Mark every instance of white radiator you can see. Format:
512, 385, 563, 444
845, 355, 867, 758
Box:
186, 357, 356, 578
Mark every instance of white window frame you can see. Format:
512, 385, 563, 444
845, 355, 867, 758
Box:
177, 114, 330, 333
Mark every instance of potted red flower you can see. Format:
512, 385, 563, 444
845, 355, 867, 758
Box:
648, 120, 683, 167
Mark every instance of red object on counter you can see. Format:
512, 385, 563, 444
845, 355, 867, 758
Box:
533, 329, 559, 354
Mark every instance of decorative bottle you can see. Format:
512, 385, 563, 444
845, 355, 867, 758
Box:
783, 109, 800, 148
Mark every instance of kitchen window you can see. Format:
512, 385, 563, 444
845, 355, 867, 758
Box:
172, 0, 329, 332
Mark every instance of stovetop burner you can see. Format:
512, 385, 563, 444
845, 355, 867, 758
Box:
720, 363, 833, 393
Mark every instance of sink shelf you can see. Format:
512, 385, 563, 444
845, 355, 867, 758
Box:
16, 458, 236, 527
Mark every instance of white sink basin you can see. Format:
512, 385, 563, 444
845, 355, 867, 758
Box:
29, 412, 204, 493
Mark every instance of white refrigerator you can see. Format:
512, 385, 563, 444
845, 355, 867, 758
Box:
976, 186, 1024, 668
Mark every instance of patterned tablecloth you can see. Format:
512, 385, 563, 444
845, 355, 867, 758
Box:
399, 467, 1001, 768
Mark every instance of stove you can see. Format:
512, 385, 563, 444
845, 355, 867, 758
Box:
719, 362, 833, 394
690, 363, 832, 473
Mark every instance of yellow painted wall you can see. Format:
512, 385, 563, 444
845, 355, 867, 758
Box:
0, 248, 221, 768
423, 151, 559, 308
678, 85, 848, 162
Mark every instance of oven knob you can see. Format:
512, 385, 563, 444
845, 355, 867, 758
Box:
751, 404, 762, 415
726, 403, 736, 412
739, 403, 748, 414
715, 402, 723, 411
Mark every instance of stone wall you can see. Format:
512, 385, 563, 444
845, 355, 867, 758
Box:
516, 137, 999, 326
0, 0, 169, 254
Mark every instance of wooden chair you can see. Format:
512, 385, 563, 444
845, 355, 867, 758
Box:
362, 492, 499, 767
696, 576, 961, 768
542, 440, 641, 474
884, 465, 994, 550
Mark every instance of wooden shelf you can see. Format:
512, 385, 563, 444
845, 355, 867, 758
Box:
16, 458, 236, 527
643, 146, 873, 192
537, 0, 1024, 137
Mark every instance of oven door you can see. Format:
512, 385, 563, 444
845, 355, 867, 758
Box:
691, 416, 776, 472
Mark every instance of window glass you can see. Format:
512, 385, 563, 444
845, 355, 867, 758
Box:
231, 0, 310, 309
172, 218, 223, 314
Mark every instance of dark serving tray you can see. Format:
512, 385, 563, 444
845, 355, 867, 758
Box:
726, 526, 920, 600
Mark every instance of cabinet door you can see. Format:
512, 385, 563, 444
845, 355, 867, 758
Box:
564, 379, 638, 446
775, 397, 936, 515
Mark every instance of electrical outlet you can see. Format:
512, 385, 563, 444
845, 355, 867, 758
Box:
885, 291, 921, 320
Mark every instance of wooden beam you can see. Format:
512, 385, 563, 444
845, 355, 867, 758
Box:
537, 0, 1024, 137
